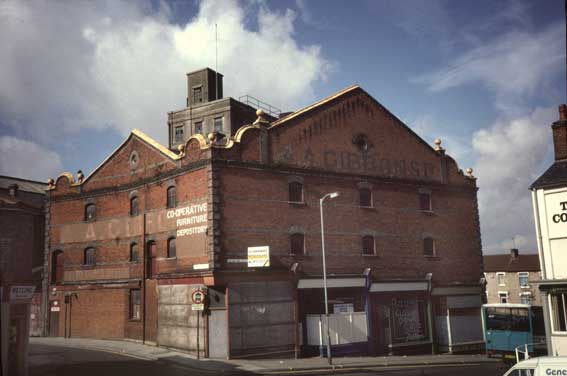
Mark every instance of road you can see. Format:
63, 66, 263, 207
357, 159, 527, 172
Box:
29, 344, 509, 376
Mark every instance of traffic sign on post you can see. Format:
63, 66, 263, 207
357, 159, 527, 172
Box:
191, 289, 205, 304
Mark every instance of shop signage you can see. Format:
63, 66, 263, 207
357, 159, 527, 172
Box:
551, 201, 567, 223
248, 246, 270, 267
333, 303, 354, 314
10, 286, 36, 300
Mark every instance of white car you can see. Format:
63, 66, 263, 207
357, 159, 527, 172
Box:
503, 357, 567, 376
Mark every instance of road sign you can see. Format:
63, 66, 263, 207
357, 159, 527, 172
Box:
192, 304, 204, 311
191, 289, 205, 304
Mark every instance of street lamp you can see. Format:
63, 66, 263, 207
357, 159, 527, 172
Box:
320, 191, 339, 365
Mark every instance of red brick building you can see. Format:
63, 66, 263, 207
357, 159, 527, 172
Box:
45, 69, 484, 358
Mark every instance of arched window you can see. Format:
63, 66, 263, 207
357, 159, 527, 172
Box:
130, 196, 139, 216
359, 188, 372, 207
289, 182, 303, 203
130, 243, 139, 262
290, 233, 305, 255
84, 203, 96, 221
167, 186, 177, 208
167, 237, 176, 258
84, 247, 96, 266
423, 237, 435, 256
51, 250, 64, 283
362, 235, 375, 255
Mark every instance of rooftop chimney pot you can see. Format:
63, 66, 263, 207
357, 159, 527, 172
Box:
560, 104, 567, 121
510, 248, 519, 258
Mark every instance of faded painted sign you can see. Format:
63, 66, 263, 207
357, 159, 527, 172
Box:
165, 203, 208, 238
10, 285, 36, 300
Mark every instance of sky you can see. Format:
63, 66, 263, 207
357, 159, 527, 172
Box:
0, 0, 565, 255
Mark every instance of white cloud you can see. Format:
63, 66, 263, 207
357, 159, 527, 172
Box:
0, 0, 332, 146
413, 23, 565, 112
473, 107, 556, 254
0, 136, 63, 181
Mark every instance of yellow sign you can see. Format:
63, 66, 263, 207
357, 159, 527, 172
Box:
248, 246, 270, 267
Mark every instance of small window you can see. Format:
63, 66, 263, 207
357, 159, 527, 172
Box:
130, 289, 141, 320
214, 117, 223, 132
167, 237, 176, 258
193, 87, 202, 103
167, 186, 176, 208
423, 237, 435, 256
362, 235, 375, 255
551, 292, 567, 332
497, 272, 506, 286
84, 247, 95, 266
289, 182, 303, 203
520, 295, 531, 305
359, 188, 372, 207
194, 121, 203, 135
85, 203, 96, 221
290, 233, 304, 255
518, 272, 529, 288
419, 192, 431, 211
499, 292, 508, 304
130, 196, 139, 216
174, 126, 184, 142
130, 243, 139, 263
51, 250, 64, 283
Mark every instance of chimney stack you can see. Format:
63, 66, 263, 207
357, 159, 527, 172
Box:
510, 248, 519, 259
552, 104, 567, 161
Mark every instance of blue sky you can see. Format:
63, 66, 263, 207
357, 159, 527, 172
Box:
1, 0, 565, 254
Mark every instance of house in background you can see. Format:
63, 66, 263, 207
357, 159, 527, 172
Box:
0, 175, 46, 376
483, 249, 541, 306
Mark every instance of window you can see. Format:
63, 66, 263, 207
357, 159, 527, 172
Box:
520, 295, 531, 305
391, 297, 428, 342
419, 192, 431, 211
362, 235, 375, 255
289, 182, 303, 203
359, 188, 372, 207
167, 237, 176, 258
506, 370, 535, 376
551, 292, 567, 332
84, 203, 96, 221
497, 272, 506, 286
423, 237, 435, 256
167, 186, 176, 208
518, 272, 529, 288
194, 121, 203, 135
51, 250, 64, 283
130, 196, 139, 216
130, 289, 141, 320
498, 291, 508, 304
290, 233, 305, 255
192, 87, 202, 103
214, 117, 223, 132
174, 126, 184, 142
130, 243, 139, 263
84, 247, 95, 266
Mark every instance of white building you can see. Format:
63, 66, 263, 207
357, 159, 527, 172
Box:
531, 104, 567, 356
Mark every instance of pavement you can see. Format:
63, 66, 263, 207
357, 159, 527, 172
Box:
30, 337, 501, 375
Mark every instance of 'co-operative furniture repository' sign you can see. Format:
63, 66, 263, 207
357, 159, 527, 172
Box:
167, 203, 208, 237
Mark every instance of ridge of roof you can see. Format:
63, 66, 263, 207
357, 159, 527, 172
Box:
483, 253, 540, 272
269, 84, 360, 128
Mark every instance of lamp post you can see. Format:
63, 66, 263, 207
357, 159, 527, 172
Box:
320, 191, 339, 365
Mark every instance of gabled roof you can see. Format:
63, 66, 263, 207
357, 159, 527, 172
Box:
0, 175, 47, 194
530, 160, 567, 190
82, 129, 179, 185
483, 254, 540, 272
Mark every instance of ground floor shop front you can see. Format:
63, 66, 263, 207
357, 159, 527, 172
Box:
46, 273, 484, 359
539, 281, 567, 356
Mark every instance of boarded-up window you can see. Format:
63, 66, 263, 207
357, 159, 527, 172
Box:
130, 243, 139, 262
167, 237, 176, 258
289, 182, 303, 203
147, 241, 156, 279
130, 196, 139, 216
423, 237, 435, 256
84, 247, 95, 266
84, 203, 96, 221
419, 192, 431, 211
359, 188, 372, 207
362, 235, 375, 255
167, 186, 176, 208
51, 250, 64, 283
290, 233, 304, 255
130, 289, 141, 320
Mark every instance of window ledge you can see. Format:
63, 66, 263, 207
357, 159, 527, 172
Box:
165, 257, 177, 260
129, 319, 141, 322
424, 255, 440, 259
359, 206, 376, 210
288, 201, 306, 206
520, 285, 531, 289
420, 210, 435, 216
362, 253, 378, 257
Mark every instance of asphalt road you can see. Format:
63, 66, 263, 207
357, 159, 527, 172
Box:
29, 344, 509, 376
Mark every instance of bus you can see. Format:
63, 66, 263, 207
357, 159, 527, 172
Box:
482, 303, 546, 359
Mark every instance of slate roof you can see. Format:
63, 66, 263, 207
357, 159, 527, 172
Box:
530, 160, 567, 190
0, 175, 47, 194
483, 253, 540, 272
